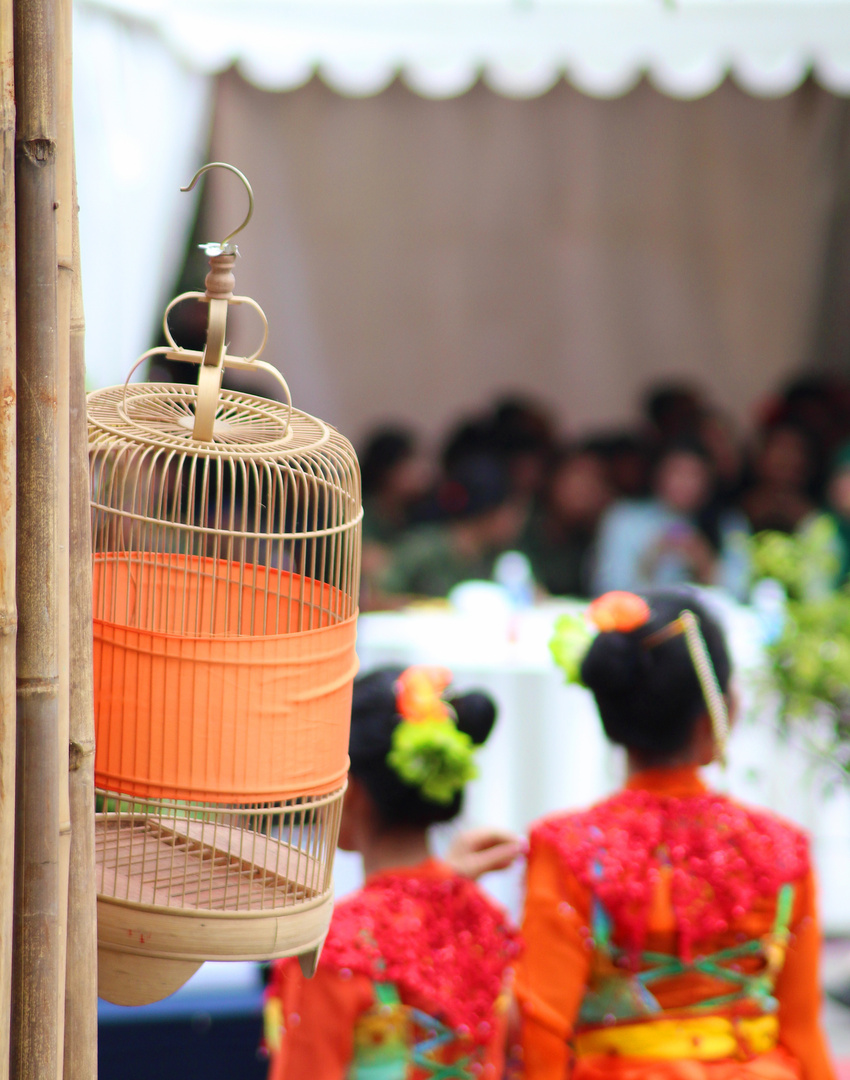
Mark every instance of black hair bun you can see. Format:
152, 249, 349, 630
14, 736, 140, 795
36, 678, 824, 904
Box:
451, 691, 497, 746
578, 587, 731, 761
581, 631, 648, 695
349, 668, 497, 828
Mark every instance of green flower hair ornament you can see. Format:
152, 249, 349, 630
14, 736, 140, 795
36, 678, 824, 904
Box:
387, 718, 478, 805
549, 610, 597, 685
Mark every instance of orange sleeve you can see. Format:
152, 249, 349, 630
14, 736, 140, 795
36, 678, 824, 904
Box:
515, 836, 591, 1080
775, 870, 836, 1080
268, 965, 375, 1080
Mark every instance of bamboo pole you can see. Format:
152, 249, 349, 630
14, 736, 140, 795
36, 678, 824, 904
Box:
58, 0, 97, 1068
11, 0, 61, 1075
0, 0, 17, 1072
62, 185, 97, 1080
54, 0, 73, 1066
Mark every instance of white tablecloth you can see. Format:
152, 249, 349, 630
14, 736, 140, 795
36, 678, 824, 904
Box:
353, 595, 850, 933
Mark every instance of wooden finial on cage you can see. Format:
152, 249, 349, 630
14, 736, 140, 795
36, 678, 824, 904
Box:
204, 253, 236, 300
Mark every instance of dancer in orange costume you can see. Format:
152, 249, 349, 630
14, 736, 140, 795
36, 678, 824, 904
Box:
264, 666, 521, 1080
517, 588, 836, 1080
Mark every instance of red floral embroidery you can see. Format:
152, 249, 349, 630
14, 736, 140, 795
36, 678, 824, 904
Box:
535, 791, 809, 961
320, 872, 520, 1044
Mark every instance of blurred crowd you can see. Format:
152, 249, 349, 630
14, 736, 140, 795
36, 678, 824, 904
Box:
358, 375, 850, 609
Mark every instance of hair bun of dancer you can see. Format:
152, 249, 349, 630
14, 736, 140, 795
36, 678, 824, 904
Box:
580, 587, 730, 760
350, 666, 497, 826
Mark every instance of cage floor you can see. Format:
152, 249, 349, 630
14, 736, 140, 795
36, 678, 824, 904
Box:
95, 815, 325, 913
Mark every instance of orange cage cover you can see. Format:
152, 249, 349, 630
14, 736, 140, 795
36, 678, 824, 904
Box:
92, 554, 358, 803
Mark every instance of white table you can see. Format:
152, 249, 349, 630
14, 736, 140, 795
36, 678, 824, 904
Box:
355, 594, 850, 933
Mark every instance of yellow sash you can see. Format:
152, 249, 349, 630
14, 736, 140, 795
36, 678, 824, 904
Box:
574, 1014, 779, 1061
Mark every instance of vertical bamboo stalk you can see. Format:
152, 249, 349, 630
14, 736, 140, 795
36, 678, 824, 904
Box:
0, 0, 17, 1073
11, 0, 61, 1076
54, 0, 73, 1067
63, 185, 97, 1080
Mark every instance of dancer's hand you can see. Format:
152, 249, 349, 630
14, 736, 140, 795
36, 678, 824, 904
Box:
446, 828, 527, 880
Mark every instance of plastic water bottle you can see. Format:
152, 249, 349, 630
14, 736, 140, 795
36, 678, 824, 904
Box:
750, 577, 787, 646
493, 551, 535, 611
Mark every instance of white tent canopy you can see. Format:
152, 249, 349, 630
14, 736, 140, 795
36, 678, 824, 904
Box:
81, 0, 850, 99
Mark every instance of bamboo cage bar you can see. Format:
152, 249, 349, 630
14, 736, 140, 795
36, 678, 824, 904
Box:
12, 0, 62, 1074
0, 0, 17, 1073
63, 187, 97, 1080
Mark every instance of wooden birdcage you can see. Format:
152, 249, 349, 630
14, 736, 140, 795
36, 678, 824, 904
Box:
89, 165, 361, 1006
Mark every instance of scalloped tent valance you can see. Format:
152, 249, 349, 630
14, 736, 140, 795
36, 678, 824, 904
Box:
79, 0, 850, 99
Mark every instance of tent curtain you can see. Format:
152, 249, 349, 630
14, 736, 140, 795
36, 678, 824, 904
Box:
810, 98, 850, 375
73, 2, 213, 389
206, 71, 844, 446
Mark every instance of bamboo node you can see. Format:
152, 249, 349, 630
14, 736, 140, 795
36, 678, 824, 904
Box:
18, 137, 56, 165
69, 739, 95, 771
15, 676, 59, 698
0, 607, 17, 633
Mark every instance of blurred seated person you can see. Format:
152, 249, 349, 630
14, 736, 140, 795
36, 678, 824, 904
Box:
644, 381, 704, 445
359, 428, 432, 609
437, 397, 555, 509
767, 375, 846, 461
592, 442, 749, 598
740, 423, 819, 534
585, 431, 652, 499
520, 447, 613, 597
360, 427, 430, 546
698, 407, 746, 508
489, 394, 557, 501
378, 455, 527, 600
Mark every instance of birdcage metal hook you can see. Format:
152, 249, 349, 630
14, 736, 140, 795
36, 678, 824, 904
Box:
181, 162, 254, 255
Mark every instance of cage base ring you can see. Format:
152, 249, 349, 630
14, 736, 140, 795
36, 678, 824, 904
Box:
96, 889, 334, 1005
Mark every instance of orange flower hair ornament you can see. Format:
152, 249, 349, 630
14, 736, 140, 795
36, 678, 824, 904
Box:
394, 666, 454, 726
587, 591, 651, 633
387, 667, 477, 804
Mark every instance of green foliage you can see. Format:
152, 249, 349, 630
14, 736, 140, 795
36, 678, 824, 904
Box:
749, 518, 850, 776
387, 719, 477, 804
769, 593, 850, 725
548, 610, 596, 685
750, 516, 840, 602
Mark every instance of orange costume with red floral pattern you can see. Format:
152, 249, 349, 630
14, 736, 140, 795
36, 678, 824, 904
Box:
265, 859, 519, 1080
516, 767, 835, 1080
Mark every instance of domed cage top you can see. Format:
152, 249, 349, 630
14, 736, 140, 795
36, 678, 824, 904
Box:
90, 165, 362, 1006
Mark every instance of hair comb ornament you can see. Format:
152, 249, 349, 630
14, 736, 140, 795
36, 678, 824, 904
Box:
678, 610, 730, 765
387, 667, 477, 805
644, 609, 730, 764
